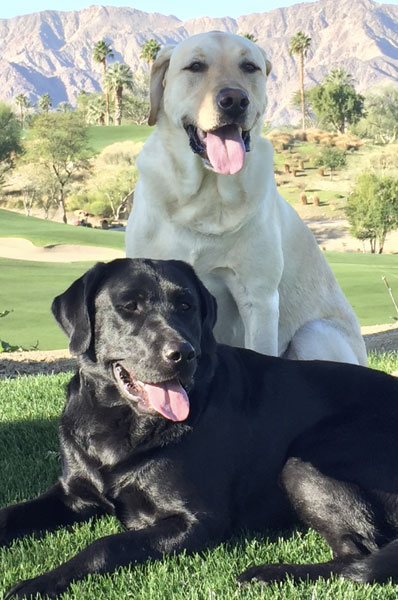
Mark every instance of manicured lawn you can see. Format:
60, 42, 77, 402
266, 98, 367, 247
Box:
325, 252, 398, 326
1, 361, 398, 600
1, 252, 398, 350
87, 124, 153, 154
0, 209, 125, 250
0, 259, 94, 350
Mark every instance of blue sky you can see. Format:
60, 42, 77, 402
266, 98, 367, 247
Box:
2, 0, 397, 21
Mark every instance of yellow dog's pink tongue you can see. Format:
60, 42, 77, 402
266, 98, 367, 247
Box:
143, 380, 190, 421
206, 124, 246, 175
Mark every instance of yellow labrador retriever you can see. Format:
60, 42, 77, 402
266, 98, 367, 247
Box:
126, 31, 367, 365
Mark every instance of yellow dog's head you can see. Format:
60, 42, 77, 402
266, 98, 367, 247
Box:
148, 31, 271, 175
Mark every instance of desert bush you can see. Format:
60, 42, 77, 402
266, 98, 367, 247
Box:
267, 131, 294, 151
366, 146, 398, 176
314, 147, 347, 180
98, 141, 143, 166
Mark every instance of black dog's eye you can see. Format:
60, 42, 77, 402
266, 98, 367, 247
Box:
184, 61, 207, 73
241, 61, 260, 73
120, 301, 138, 312
179, 302, 191, 312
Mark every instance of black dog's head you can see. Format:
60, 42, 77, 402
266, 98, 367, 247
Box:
52, 258, 217, 422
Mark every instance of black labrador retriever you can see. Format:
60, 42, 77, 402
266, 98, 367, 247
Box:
2, 257, 398, 598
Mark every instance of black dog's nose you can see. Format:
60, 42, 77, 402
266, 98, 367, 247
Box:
163, 341, 196, 364
216, 88, 250, 118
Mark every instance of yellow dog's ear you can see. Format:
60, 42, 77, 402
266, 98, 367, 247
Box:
255, 44, 272, 77
148, 45, 175, 126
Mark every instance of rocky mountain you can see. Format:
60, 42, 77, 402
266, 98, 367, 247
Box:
1, 0, 397, 124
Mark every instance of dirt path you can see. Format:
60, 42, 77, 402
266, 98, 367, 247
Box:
306, 218, 398, 253
0, 237, 124, 262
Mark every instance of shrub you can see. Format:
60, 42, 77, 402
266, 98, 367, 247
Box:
346, 174, 398, 253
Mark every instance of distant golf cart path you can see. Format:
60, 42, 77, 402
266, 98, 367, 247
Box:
0, 237, 124, 262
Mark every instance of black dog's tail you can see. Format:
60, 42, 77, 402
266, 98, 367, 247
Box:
343, 539, 398, 583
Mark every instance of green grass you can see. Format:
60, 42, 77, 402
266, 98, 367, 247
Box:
2, 251, 398, 351
87, 124, 153, 154
1, 365, 398, 599
325, 252, 398, 326
0, 209, 125, 249
0, 259, 94, 349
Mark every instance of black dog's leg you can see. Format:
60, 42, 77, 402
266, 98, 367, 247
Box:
0, 482, 104, 547
4, 515, 210, 599
239, 456, 389, 585
238, 557, 354, 584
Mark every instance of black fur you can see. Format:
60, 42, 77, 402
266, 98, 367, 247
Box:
3, 257, 398, 598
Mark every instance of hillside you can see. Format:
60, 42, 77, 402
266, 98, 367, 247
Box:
1, 0, 398, 124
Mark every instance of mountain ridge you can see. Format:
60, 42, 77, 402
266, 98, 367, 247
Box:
1, 0, 397, 124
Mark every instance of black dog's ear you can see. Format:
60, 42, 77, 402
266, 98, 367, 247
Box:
51, 262, 107, 355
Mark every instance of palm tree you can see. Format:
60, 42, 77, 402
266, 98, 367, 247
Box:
325, 68, 354, 86
140, 39, 161, 66
15, 93, 30, 127
86, 94, 107, 125
289, 31, 312, 131
57, 101, 72, 113
38, 93, 52, 113
242, 33, 258, 43
93, 40, 114, 125
104, 62, 134, 126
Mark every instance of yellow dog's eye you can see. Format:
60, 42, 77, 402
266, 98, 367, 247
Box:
241, 62, 260, 73
185, 61, 207, 73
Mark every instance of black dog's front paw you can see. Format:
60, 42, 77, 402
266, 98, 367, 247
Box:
238, 563, 288, 585
4, 575, 61, 600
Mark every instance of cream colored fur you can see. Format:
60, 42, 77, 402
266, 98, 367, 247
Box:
126, 31, 367, 365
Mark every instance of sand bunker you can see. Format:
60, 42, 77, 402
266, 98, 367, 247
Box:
0, 237, 124, 262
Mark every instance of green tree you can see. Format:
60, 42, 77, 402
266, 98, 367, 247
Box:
25, 112, 90, 224
0, 102, 22, 186
15, 93, 30, 127
346, 174, 398, 253
122, 94, 149, 125
309, 69, 365, 133
57, 101, 72, 113
93, 39, 114, 126
314, 147, 347, 180
140, 39, 161, 65
102, 168, 137, 219
355, 85, 398, 144
104, 62, 134, 126
38, 93, 52, 113
86, 94, 107, 125
289, 31, 311, 131
291, 89, 314, 128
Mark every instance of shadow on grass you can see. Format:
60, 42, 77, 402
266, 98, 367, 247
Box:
0, 417, 61, 505
0, 359, 75, 379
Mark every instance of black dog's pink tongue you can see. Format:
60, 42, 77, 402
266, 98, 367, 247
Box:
206, 124, 246, 175
143, 380, 190, 421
